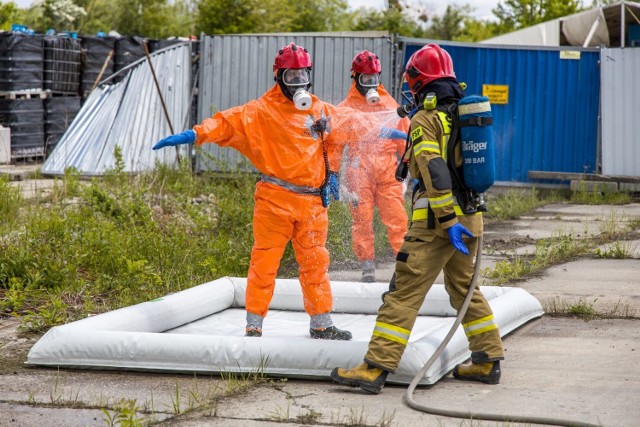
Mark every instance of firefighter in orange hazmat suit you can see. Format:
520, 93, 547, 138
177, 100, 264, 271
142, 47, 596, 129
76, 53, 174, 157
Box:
152, 42, 351, 340
337, 50, 409, 282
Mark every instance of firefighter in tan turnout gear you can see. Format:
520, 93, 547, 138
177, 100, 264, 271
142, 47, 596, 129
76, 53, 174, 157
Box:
331, 43, 504, 394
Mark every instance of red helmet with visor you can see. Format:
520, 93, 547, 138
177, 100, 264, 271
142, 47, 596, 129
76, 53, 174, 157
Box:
273, 42, 312, 72
404, 44, 455, 95
351, 50, 382, 74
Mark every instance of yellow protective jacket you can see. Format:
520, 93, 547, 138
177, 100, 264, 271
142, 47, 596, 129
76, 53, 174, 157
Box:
408, 107, 482, 239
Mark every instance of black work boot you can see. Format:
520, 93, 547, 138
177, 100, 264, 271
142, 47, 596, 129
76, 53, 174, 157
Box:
245, 328, 262, 337
361, 260, 375, 283
309, 326, 352, 340
452, 360, 501, 384
331, 362, 389, 394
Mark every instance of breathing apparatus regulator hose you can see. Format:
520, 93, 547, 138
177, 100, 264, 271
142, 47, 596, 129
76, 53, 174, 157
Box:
404, 236, 601, 427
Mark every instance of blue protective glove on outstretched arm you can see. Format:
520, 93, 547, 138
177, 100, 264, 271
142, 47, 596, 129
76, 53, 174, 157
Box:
152, 129, 196, 150
328, 173, 340, 201
379, 127, 408, 141
447, 222, 474, 256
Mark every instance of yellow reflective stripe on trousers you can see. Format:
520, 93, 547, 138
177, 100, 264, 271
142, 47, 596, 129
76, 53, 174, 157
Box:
412, 140, 441, 156
463, 314, 498, 337
428, 193, 454, 209
372, 321, 410, 345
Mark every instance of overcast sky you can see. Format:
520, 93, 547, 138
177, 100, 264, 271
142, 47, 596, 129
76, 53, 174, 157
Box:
8, 0, 500, 22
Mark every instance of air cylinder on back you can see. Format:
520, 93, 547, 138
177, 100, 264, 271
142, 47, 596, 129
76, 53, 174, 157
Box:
458, 95, 495, 194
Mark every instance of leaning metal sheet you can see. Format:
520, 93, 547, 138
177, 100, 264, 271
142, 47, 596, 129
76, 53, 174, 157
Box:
26, 277, 543, 385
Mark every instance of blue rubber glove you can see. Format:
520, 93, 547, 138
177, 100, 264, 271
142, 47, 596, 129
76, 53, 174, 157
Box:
379, 127, 408, 140
447, 222, 474, 256
328, 173, 340, 201
152, 130, 196, 150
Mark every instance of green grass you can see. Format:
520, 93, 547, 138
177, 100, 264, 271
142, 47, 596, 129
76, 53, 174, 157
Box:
0, 158, 389, 331
2, 158, 638, 330
481, 185, 639, 284
483, 188, 563, 220
570, 181, 633, 205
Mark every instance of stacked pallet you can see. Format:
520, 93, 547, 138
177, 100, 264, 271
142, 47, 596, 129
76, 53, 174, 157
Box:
0, 30, 191, 163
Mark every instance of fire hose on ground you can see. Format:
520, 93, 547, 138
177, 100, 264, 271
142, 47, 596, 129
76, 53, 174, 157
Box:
404, 235, 601, 427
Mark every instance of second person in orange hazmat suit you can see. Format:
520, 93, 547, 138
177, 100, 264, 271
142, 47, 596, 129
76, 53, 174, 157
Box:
337, 50, 410, 282
153, 42, 351, 340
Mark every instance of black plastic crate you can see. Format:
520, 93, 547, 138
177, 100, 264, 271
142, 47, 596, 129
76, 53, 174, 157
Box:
43, 36, 82, 95
44, 96, 81, 153
0, 32, 44, 92
0, 98, 45, 158
80, 36, 116, 94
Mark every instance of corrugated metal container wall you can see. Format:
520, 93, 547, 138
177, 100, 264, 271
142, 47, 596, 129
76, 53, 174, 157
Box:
312, 37, 394, 104
601, 47, 640, 177
196, 34, 394, 173
42, 43, 192, 176
399, 39, 600, 183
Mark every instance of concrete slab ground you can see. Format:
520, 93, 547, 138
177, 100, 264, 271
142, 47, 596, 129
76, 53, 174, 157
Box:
7, 179, 58, 200
1, 201, 639, 426
0, 163, 42, 181
1, 163, 58, 200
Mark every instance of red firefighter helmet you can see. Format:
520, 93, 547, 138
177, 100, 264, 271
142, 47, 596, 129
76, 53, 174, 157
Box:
351, 50, 382, 74
404, 44, 455, 95
273, 42, 312, 73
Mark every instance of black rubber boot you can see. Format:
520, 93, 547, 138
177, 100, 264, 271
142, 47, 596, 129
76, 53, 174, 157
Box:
330, 362, 389, 394
361, 260, 375, 283
245, 328, 262, 337
309, 326, 352, 340
452, 360, 501, 384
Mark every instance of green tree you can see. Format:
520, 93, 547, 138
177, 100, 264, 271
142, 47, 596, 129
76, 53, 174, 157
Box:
110, 0, 187, 38
493, 0, 584, 32
425, 4, 472, 40
455, 18, 501, 42
28, 0, 87, 32
350, 6, 427, 37
196, 0, 257, 34
275, 0, 349, 33
196, 0, 350, 34
74, 0, 115, 34
72, 0, 194, 37
0, 2, 24, 31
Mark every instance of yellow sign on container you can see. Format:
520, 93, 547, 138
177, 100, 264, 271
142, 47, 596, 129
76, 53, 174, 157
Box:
560, 51, 581, 60
482, 84, 509, 104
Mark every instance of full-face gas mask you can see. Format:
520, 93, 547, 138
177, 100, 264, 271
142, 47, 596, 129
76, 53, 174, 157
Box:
279, 68, 312, 110
355, 73, 381, 105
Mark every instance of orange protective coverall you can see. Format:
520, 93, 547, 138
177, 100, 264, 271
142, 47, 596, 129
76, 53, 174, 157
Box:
193, 85, 341, 319
337, 83, 410, 261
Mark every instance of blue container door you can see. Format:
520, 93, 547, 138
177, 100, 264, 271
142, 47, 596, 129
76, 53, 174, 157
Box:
401, 42, 600, 183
